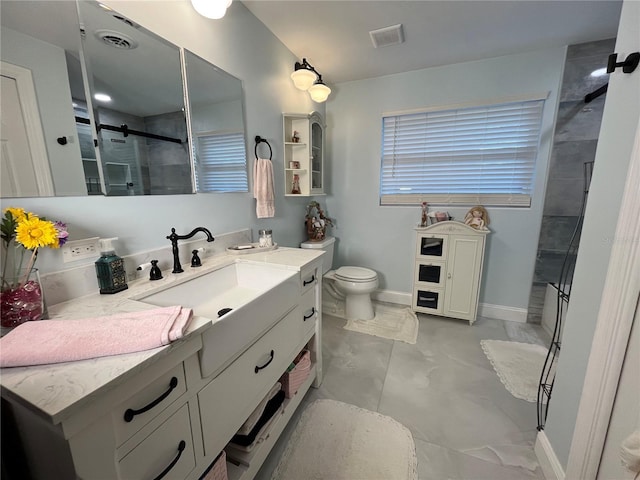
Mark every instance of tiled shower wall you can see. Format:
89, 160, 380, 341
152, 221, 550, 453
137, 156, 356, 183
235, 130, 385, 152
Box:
527, 38, 615, 324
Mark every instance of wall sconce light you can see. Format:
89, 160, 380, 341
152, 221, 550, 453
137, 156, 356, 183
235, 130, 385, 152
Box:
191, 0, 232, 20
291, 58, 331, 103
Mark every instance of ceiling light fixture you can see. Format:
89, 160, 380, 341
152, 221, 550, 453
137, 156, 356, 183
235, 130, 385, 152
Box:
94, 93, 112, 102
191, 0, 232, 20
291, 58, 331, 103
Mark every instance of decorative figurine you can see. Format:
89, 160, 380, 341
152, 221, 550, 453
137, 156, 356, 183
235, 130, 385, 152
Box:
305, 201, 334, 241
291, 174, 301, 194
464, 205, 490, 230
420, 202, 428, 227
292, 131, 300, 143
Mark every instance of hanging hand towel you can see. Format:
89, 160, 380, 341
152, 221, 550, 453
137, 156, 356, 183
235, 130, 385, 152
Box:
254, 157, 275, 218
0, 306, 192, 368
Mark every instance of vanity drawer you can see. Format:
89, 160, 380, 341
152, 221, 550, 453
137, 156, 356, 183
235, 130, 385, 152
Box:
198, 306, 302, 457
300, 287, 317, 334
118, 403, 195, 480
113, 363, 187, 445
300, 265, 318, 297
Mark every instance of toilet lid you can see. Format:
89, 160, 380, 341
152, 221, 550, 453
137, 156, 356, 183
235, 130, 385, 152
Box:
335, 266, 377, 282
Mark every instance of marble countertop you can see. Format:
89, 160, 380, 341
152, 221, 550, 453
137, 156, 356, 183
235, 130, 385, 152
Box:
0, 247, 324, 425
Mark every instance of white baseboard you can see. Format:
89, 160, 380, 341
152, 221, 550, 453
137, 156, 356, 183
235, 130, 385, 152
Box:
372, 290, 528, 323
372, 290, 411, 306
478, 302, 528, 323
535, 431, 565, 480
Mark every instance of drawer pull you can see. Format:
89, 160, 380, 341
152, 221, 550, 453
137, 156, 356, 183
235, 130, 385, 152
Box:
152, 440, 186, 480
254, 350, 275, 373
124, 376, 179, 423
303, 307, 315, 321
303, 275, 315, 286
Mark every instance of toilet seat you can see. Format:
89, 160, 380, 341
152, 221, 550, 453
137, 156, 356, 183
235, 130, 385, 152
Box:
335, 266, 377, 283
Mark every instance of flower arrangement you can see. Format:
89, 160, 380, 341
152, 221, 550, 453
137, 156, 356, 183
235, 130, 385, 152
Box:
305, 201, 333, 241
1, 207, 68, 327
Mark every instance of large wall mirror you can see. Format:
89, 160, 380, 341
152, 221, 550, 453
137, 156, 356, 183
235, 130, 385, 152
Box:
184, 50, 248, 193
1, 0, 248, 198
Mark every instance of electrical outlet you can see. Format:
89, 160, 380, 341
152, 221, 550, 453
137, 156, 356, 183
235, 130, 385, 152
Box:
61, 237, 100, 263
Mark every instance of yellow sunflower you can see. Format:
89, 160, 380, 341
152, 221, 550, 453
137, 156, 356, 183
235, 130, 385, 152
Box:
15, 217, 59, 250
4, 207, 29, 223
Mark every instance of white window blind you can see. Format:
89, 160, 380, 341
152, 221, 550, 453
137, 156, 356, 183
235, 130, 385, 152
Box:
195, 131, 248, 192
380, 98, 545, 206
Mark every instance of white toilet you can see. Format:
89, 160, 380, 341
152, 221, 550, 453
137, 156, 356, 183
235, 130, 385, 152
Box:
300, 236, 378, 320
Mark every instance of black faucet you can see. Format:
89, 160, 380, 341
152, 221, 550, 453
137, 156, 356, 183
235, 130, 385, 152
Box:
167, 227, 215, 273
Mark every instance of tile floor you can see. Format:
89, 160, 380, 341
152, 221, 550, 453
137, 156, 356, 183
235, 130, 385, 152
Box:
256, 310, 551, 480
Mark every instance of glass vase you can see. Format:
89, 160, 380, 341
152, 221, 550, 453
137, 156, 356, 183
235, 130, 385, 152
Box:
1, 267, 46, 330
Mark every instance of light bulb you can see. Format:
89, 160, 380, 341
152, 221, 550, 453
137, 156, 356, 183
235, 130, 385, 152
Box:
308, 82, 331, 103
290, 69, 317, 91
191, 0, 232, 19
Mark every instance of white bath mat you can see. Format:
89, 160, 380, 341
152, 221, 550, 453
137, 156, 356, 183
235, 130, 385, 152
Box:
481, 339, 553, 403
271, 399, 417, 480
324, 298, 419, 344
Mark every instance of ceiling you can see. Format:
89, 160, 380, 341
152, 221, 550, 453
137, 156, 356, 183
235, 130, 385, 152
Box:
242, 0, 623, 85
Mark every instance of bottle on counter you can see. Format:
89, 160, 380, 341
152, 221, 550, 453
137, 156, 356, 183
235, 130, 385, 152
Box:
95, 237, 128, 294
258, 229, 273, 248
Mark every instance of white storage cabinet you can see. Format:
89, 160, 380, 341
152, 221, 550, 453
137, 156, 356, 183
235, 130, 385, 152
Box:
412, 221, 489, 324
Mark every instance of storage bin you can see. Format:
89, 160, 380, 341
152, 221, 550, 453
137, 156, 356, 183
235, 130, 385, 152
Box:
280, 350, 311, 398
201, 450, 227, 480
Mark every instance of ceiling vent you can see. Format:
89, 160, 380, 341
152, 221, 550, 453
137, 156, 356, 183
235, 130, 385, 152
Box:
94, 30, 138, 50
111, 14, 140, 29
369, 24, 404, 48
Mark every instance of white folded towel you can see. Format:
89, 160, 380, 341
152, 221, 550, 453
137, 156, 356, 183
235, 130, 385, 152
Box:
253, 157, 275, 218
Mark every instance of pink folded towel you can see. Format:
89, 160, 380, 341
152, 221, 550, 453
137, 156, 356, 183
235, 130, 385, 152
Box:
0, 306, 192, 368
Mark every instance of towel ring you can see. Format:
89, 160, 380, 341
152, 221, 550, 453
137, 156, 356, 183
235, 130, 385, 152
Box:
255, 135, 272, 160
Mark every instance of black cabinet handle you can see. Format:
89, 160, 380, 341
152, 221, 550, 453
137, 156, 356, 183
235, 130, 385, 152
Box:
124, 377, 178, 422
303, 275, 315, 286
303, 307, 315, 321
152, 440, 186, 480
255, 350, 275, 373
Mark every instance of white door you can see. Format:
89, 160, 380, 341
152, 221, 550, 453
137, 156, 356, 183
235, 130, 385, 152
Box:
0, 62, 53, 197
1, 75, 39, 196
597, 298, 640, 479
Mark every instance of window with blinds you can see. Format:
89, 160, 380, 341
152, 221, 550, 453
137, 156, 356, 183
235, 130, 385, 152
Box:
380, 96, 546, 206
195, 131, 248, 192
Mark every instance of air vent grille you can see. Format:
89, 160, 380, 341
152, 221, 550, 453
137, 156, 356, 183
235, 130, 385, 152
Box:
369, 24, 405, 48
94, 30, 138, 50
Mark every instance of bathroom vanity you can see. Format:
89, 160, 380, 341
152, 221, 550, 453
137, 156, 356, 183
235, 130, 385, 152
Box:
412, 221, 489, 324
0, 247, 324, 480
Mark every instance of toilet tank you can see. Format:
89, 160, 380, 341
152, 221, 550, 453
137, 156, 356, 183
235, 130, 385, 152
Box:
300, 236, 335, 275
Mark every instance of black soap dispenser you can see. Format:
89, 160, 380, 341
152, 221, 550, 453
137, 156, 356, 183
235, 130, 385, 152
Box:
95, 237, 128, 294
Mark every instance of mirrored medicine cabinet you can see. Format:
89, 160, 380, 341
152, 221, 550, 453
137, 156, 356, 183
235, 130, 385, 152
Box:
0, 0, 248, 198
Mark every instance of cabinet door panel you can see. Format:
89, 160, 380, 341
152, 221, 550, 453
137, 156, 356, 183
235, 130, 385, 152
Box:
444, 236, 482, 321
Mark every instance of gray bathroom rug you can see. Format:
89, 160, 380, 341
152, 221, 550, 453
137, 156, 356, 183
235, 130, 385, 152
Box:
271, 399, 417, 480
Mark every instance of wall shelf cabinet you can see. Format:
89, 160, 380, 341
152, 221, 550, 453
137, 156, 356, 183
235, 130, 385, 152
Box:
412, 221, 489, 324
282, 112, 324, 196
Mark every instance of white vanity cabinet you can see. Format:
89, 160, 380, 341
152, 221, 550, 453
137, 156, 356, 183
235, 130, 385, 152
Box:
1, 253, 325, 480
282, 111, 325, 196
412, 221, 489, 324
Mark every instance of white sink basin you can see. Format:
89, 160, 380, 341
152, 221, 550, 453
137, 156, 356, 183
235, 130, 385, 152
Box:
139, 261, 299, 377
